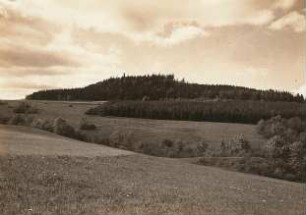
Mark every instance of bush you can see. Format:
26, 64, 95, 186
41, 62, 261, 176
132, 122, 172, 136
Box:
31, 118, 53, 132
0, 100, 7, 105
108, 130, 135, 150
256, 116, 305, 181
13, 102, 39, 114
8, 115, 26, 125
0, 114, 10, 124
286, 117, 303, 132
52, 117, 76, 138
162, 139, 174, 148
96, 137, 111, 146
79, 119, 97, 130
220, 134, 251, 156
73, 129, 86, 141
139, 139, 208, 158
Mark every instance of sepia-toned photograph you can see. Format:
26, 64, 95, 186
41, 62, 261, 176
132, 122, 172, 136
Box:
0, 0, 305, 214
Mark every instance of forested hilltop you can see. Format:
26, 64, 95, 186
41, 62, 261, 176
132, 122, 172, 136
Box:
26, 74, 304, 102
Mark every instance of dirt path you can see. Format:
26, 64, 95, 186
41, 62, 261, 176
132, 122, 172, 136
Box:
0, 125, 133, 157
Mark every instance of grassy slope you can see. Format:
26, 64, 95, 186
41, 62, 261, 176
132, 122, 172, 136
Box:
0, 100, 265, 151
0, 125, 133, 157
0, 126, 304, 214
0, 101, 305, 214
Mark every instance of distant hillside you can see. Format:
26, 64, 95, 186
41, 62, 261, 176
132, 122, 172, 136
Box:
26, 74, 304, 102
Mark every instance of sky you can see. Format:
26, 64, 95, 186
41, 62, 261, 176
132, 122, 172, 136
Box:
0, 0, 305, 99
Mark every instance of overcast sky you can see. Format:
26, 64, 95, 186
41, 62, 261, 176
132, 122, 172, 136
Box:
0, 0, 305, 99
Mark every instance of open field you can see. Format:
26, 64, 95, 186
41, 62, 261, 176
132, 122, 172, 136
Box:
0, 100, 266, 151
0, 126, 305, 214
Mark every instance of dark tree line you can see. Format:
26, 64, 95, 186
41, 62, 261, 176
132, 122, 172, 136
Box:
86, 100, 304, 124
26, 74, 304, 102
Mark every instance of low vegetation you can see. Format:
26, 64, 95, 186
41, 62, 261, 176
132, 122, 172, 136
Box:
197, 116, 305, 182
13, 102, 39, 114
86, 100, 303, 124
0, 100, 7, 105
0, 101, 304, 182
139, 139, 208, 158
257, 116, 305, 181
79, 118, 97, 130
87, 131, 209, 158
1, 113, 85, 142
219, 134, 251, 156
0, 115, 10, 124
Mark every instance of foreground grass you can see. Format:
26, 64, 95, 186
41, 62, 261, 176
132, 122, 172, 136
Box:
0, 154, 304, 215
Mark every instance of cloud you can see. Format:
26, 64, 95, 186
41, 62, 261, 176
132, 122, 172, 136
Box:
0, 2, 60, 45
0, 43, 80, 68
164, 26, 208, 44
119, 0, 276, 30
245, 10, 275, 25
0, 0, 304, 100
1, 0, 278, 40
1, 82, 55, 90
0, 4, 8, 18
273, 0, 297, 10
0, 67, 70, 77
131, 25, 209, 46
269, 11, 305, 32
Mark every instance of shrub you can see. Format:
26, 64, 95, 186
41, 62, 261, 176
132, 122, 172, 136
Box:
0, 115, 10, 124
256, 116, 305, 181
52, 117, 76, 138
13, 102, 39, 114
24, 115, 35, 125
162, 139, 174, 148
8, 114, 26, 125
96, 138, 111, 146
139, 139, 209, 158
286, 117, 303, 132
79, 119, 97, 130
73, 129, 86, 141
220, 134, 251, 156
31, 118, 53, 132
108, 130, 135, 150
0, 100, 7, 105
197, 141, 208, 154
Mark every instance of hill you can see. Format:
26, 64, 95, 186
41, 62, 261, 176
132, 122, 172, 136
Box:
0, 125, 304, 215
26, 74, 304, 102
